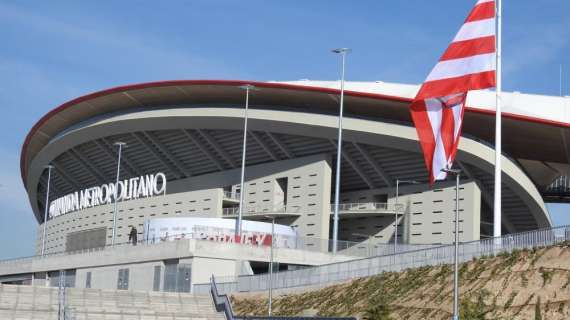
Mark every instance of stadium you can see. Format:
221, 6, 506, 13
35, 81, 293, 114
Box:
1, 79, 568, 295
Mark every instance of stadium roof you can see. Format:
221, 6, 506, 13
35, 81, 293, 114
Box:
22, 79, 570, 193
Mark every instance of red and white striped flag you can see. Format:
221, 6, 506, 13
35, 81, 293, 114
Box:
411, 0, 496, 184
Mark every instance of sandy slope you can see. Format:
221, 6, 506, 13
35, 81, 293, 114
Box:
231, 243, 570, 319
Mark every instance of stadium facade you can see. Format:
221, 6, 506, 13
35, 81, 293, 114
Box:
5, 79, 568, 291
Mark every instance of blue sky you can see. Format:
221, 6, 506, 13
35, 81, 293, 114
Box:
0, 1, 569, 259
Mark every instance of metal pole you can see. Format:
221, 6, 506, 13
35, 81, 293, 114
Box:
268, 217, 275, 316
395, 179, 399, 253
331, 48, 350, 254
58, 270, 65, 320
493, 0, 502, 240
41, 165, 54, 256
111, 142, 126, 246
394, 179, 418, 253
452, 172, 460, 320
237, 84, 255, 238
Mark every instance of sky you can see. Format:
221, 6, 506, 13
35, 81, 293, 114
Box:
0, 0, 569, 260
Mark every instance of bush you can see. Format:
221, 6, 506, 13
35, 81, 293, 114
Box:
363, 297, 392, 320
459, 290, 492, 320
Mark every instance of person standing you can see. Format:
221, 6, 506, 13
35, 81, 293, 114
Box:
128, 226, 138, 245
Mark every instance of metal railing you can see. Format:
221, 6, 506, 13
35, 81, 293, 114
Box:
221, 202, 405, 217
211, 275, 236, 320
210, 275, 356, 320
223, 191, 241, 200
222, 205, 302, 217
202, 225, 570, 294
547, 175, 570, 192
330, 202, 404, 213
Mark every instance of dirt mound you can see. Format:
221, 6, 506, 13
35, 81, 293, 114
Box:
231, 243, 570, 319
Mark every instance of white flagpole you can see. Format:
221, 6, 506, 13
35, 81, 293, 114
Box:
237, 84, 256, 238
331, 48, 351, 254
493, 0, 502, 239
41, 165, 54, 256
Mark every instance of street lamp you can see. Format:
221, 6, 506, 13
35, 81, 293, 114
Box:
331, 47, 351, 254
41, 165, 54, 256
442, 168, 461, 320
264, 215, 276, 316
236, 84, 258, 238
111, 141, 126, 246
394, 179, 420, 253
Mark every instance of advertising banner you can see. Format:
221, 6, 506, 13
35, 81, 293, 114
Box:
143, 217, 297, 249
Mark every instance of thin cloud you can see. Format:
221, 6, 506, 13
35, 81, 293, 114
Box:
0, 3, 249, 82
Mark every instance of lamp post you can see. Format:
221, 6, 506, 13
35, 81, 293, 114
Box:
331, 47, 351, 254
41, 165, 54, 256
236, 84, 257, 239
265, 215, 276, 316
111, 141, 126, 246
394, 179, 420, 253
442, 168, 461, 320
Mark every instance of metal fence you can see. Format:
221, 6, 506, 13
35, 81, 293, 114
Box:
222, 205, 302, 217
210, 275, 356, 320
221, 202, 403, 217
331, 202, 403, 213
547, 175, 570, 192
201, 225, 570, 294
223, 191, 241, 200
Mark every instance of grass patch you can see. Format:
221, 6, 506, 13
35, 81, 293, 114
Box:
539, 267, 554, 287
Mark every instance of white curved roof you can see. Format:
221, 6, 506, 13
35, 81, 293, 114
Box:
277, 80, 570, 126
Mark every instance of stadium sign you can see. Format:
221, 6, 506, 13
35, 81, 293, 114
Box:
48, 172, 167, 219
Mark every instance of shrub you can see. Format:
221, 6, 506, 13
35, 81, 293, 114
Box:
363, 297, 392, 320
539, 268, 553, 287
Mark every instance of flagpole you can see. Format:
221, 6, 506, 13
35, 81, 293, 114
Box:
331, 48, 351, 254
237, 84, 255, 238
493, 0, 502, 240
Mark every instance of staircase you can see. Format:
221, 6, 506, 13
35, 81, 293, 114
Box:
0, 284, 225, 320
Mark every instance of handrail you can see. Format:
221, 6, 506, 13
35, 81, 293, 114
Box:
210, 275, 356, 320
222, 205, 302, 216
330, 202, 404, 212
211, 275, 236, 320
221, 202, 405, 217
223, 191, 241, 200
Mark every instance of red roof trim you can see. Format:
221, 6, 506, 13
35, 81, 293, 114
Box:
464, 106, 569, 128
20, 79, 569, 187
